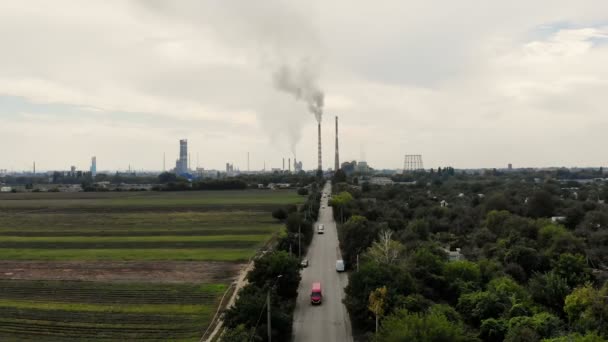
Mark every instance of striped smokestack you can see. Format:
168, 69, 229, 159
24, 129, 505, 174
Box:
317, 122, 322, 172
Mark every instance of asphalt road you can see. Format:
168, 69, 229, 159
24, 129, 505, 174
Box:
292, 183, 353, 342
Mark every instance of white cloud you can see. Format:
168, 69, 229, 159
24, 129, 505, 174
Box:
1, 1, 608, 170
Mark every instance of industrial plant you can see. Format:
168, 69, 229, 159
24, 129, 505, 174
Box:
174, 139, 189, 176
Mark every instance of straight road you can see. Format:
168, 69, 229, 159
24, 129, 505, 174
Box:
292, 183, 353, 342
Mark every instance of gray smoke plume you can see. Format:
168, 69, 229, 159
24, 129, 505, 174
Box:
273, 61, 324, 123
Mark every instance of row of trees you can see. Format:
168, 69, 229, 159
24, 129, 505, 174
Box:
221, 182, 322, 341
334, 170, 608, 341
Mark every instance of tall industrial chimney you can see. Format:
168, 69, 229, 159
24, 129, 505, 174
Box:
288, 158, 291, 172
317, 122, 322, 172
335, 116, 340, 172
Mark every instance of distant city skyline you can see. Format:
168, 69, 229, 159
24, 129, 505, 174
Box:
1, 2, 608, 170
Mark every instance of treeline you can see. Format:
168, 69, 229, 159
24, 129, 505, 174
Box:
221, 182, 322, 341
158, 179, 248, 191
332, 171, 608, 341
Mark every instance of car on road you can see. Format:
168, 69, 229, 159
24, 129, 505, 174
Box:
301, 259, 309, 268
317, 224, 324, 234
336, 259, 345, 272
311, 282, 322, 305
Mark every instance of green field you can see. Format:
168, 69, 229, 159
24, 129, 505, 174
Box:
0, 190, 302, 341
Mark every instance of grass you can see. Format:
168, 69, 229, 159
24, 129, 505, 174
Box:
0, 189, 304, 340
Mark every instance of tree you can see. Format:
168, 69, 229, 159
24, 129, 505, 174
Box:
158, 172, 177, 183
501, 312, 564, 341
504, 325, 539, 342
223, 284, 294, 342
480, 318, 507, 342
272, 208, 287, 221
458, 290, 504, 325
333, 169, 347, 183
247, 251, 301, 299
485, 193, 510, 213
330, 191, 354, 223
544, 332, 607, 342
344, 262, 415, 329
527, 190, 555, 218
503, 245, 545, 279
406, 219, 430, 240
338, 216, 379, 266
222, 324, 252, 342
564, 283, 608, 337
458, 277, 529, 326
374, 309, 469, 342
553, 253, 593, 289
365, 230, 404, 265
408, 246, 447, 300
443, 260, 482, 302
369, 286, 388, 334
528, 271, 570, 313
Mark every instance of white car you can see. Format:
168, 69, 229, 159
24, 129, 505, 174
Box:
336, 259, 345, 272
317, 224, 325, 234
301, 259, 309, 268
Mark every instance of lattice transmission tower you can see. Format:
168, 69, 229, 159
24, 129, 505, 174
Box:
404, 154, 424, 171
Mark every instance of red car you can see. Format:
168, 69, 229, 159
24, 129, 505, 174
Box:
311, 282, 322, 305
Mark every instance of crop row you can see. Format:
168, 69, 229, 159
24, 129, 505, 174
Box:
0, 248, 254, 261
0, 228, 275, 237
0, 203, 286, 214
0, 281, 225, 304
0, 321, 200, 340
0, 290, 219, 305
0, 211, 273, 229
0, 234, 268, 243
0, 307, 201, 325
0, 240, 261, 249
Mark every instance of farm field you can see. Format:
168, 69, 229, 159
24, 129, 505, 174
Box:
0, 190, 302, 341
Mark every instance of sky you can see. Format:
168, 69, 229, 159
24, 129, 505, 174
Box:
1, 1, 608, 172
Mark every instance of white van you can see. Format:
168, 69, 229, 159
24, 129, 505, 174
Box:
336, 259, 345, 272
317, 224, 325, 234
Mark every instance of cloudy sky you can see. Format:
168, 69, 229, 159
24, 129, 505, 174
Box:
1, 1, 608, 172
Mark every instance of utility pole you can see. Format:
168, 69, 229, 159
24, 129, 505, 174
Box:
267, 291, 272, 342
298, 224, 301, 259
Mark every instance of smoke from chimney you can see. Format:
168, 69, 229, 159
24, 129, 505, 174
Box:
273, 61, 324, 123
